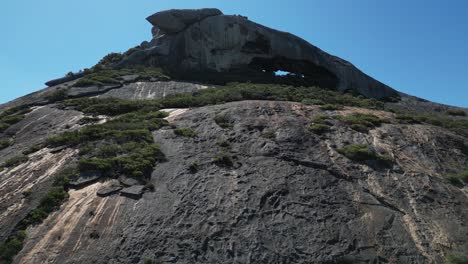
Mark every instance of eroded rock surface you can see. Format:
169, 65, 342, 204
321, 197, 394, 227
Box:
9, 101, 467, 264
121, 9, 399, 99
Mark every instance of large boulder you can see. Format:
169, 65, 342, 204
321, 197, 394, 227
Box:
135, 9, 398, 99
146, 8, 223, 34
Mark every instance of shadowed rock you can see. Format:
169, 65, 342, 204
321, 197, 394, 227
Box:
135, 8, 398, 99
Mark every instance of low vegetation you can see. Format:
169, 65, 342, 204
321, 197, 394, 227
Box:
446, 110, 466, 117
213, 153, 234, 167
188, 161, 199, 173
320, 104, 344, 111
158, 83, 384, 110
447, 169, 468, 185
46, 89, 69, 103
396, 113, 468, 138
0, 139, 12, 150
74, 67, 170, 87
0, 230, 26, 263
174, 128, 197, 138
339, 113, 385, 132
0, 106, 30, 133
214, 114, 233, 129
308, 115, 333, 134
443, 252, 468, 264
59, 97, 161, 116
338, 144, 392, 164
261, 129, 276, 139
0, 155, 28, 170
0, 167, 76, 263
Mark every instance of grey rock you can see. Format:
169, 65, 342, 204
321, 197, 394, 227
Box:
69, 173, 101, 189
119, 176, 140, 187
96, 185, 123, 197
135, 9, 398, 99
45, 72, 85, 87
120, 185, 145, 199
10, 100, 466, 264
146, 8, 223, 34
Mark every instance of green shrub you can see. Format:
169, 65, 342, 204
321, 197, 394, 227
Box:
0, 234, 25, 263
158, 83, 384, 110
22, 143, 45, 155
75, 67, 170, 87
174, 128, 197, 138
144, 181, 155, 192
213, 153, 234, 167
447, 169, 468, 185
60, 98, 161, 116
309, 124, 330, 134
396, 113, 468, 137
320, 104, 344, 111
97, 53, 124, 66
339, 113, 384, 132
188, 162, 199, 173
446, 110, 466, 117
217, 140, 231, 148
309, 115, 333, 134
261, 129, 276, 139
1, 155, 28, 169
444, 252, 468, 264
338, 144, 392, 164
144, 256, 154, 264
0, 139, 12, 150
46, 89, 69, 103
214, 114, 233, 129
301, 99, 324, 106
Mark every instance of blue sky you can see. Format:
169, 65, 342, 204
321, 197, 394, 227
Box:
1, 0, 467, 107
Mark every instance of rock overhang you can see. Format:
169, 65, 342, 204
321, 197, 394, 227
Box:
135, 8, 398, 99
146, 8, 223, 34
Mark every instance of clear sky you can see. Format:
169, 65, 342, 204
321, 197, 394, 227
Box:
1, 0, 467, 107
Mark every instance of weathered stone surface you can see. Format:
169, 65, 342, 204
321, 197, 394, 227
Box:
146, 8, 223, 33
119, 176, 140, 187
133, 9, 398, 99
120, 185, 145, 199
96, 81, 209, 100
69, 173, 101, 189
10, 101, 467, 264
97, 180, 122, 197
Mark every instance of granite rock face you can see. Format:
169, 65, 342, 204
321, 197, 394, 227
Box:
6, 100, 467, 264
146, 8, 223, 34
135, 9, 398, 99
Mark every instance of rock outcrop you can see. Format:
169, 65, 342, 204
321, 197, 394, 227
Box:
5, 100, 467, 264
1, 8, 467, 264
119, 9, 398, 99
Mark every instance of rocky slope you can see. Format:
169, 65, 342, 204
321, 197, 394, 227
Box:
0, 8, 467, 264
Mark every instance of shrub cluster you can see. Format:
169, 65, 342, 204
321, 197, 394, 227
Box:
213, 153, 234, 167
0, 106, 30, 133
446, 110, 466, 117
396, 113, 468, 138
444, 252, 468, 264
447, 169, 468, 186
60, 97, 161, 116
174, 128, 197, 138
0, 155, 28, 170
47, 99, 168, 179
309, 115, 333, 134
338, 144, 392, 164
74, 67, 170, 87
214, 114, 233, 129
0, 167, 76, 263
157, 83, 384, 110
339, 113, 385, 132
0, 139, 12, 150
